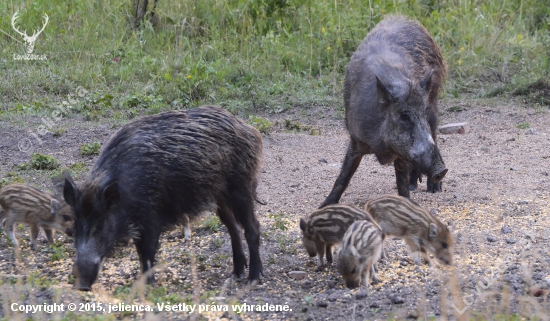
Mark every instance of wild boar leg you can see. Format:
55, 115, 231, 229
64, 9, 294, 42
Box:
134, 229, 161, 284
325, 243, 333, 266
426, 110, 443, 193
314, 241, 326, 271
361, 266, 370, 288
230, 191, 262, 284
4, 215, 19, 247
44, 228, 55, 244
409, 168, 421, 191
420, 245, 432, 265
181, 215, 191, 242
30, 224, 40, 251
394, 159, 411, 198
404, 238, 424, 265
370, 264, 379, 283
216, 202, 247, 279
321, 141, 364, 207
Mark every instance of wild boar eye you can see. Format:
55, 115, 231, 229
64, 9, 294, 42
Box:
441, 242, 448, 249
351, 268, 356, 274
62, 215, 72, 222
400, 113, 411, 122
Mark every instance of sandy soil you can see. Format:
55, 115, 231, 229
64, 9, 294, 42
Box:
0, 97, 549, 320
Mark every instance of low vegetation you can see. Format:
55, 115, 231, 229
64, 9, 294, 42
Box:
0, 0, 548, 122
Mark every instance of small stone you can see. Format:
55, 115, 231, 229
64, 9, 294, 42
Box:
391, 295, 405, 304
319, 158, 328, 164
542, 172, 549, 176
480, 147, 490, 152
501, 226, 512, 234
400, 261, 408, 266
525, 128, 539, 135
302, 307, 308, 313
356, 288, 369, 300
407, 310, 419, 319
328, 292, 339, 302
517, 200, 529, 205
327, 280, 336, 289
456, 233, 463, 243
487, 235, 497, 242
316, 300, 328, 308
529, 286, 548, 297
284, 290, 296, 297
438, 122, 470, 134
510, 167, 517, 171
288, 271, 308, 280
505, 238, 516, 244
369, 301, 380, 308
506, 138, 516, 142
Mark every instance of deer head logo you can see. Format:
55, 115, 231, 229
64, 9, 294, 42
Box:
11, 11, 49, 54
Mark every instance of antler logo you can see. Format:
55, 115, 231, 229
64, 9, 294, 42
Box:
11, 11, 49, 54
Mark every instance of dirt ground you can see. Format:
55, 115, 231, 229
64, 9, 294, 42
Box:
0, 97, 549, 320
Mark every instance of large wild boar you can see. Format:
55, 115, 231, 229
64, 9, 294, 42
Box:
63, 106, 263, 291
321, 15, 448, 207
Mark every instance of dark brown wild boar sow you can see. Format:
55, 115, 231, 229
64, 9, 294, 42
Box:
321, 15, 448, 207
63, 106, 263, 291
299, 204, 378, 270
365, 194, 454, 265
0, 184, 74, 251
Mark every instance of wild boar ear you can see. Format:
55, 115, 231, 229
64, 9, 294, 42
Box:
420, 69, 434, 91
376, 75, 392, 103
101, 181, 120, 209
429, 223, 438, 239
50, 198, 60, 214
63, 177, 78, 207
299, 218, 307, 231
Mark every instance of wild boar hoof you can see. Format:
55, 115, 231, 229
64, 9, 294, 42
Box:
314, 265, 326, 272
409, 184, 418, 191
247, 279, 260, 286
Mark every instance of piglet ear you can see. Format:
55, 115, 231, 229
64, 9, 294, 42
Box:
101, 181, 120, 209
299, 218, 307, 231
429, 223, 438, 239
50, 198, 60, 215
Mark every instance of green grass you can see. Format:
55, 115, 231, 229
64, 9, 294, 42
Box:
201, 215, 221, 233
0, 0, 548, 121
516, 122, 531, 129
16, 153, 60, 170
247, 115, 273, 134
41, 242, 68, 261
80, 141, 101, 156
